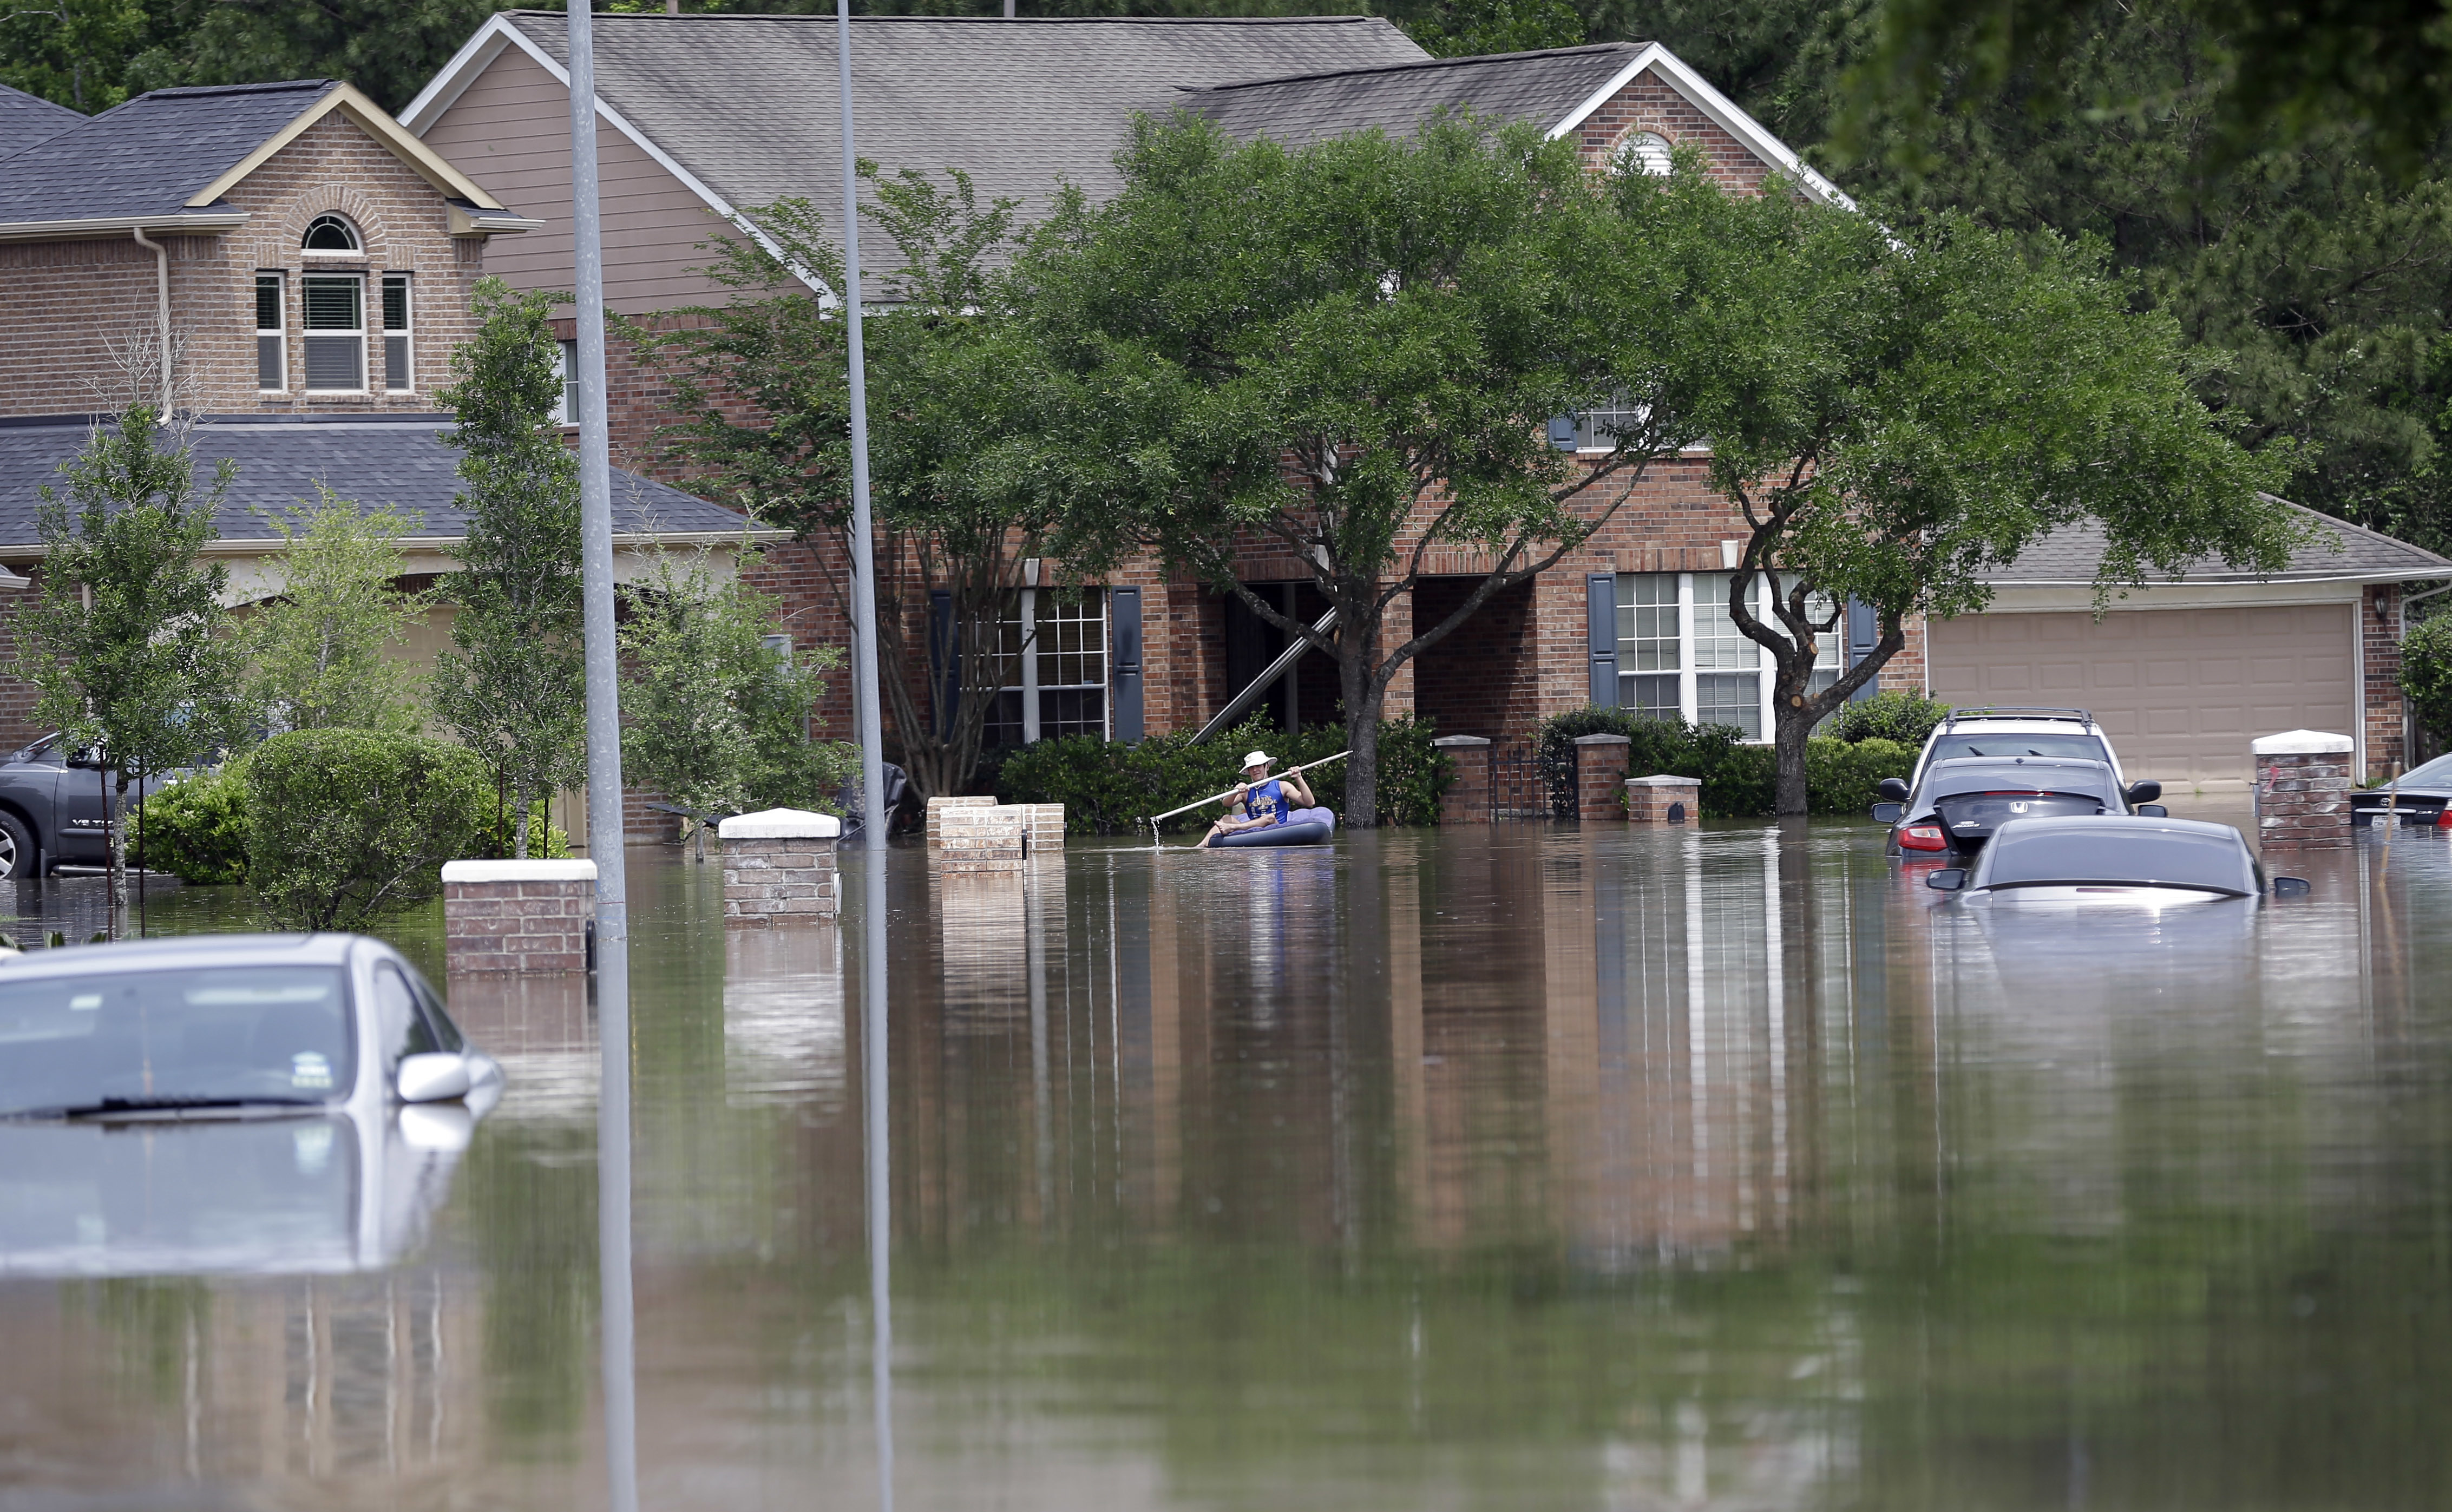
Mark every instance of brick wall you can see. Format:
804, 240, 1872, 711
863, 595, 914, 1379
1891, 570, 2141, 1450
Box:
1413, 576, 1536, 740
2365, 583, 2406, 778
1571, 74, 1776, 193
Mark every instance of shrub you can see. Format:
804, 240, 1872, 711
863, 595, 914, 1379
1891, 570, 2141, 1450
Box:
2401, 615, 2452, 751
469, 797, 573, 860
1825, 690, 1951, 748
130, 760, 253, 885
1536, 709, 1913, 818
994, 713, 1453, 833
247, 729, 490, 931
1805, 738, 1918, 817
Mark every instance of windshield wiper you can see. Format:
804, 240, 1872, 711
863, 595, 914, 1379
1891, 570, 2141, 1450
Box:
2, 1095, 323, 1121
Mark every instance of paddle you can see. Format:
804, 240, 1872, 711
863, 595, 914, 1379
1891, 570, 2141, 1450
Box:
1148, 751, 1350, 848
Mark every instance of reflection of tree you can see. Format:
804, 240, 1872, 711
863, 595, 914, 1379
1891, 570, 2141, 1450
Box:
458, 1123, 596, 1449
77, 1277, 211, 1407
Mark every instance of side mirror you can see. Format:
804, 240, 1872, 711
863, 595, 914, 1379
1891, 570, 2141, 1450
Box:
1925, 868, 1967, 892
396, 1051, 471, 1104
64, 748, 100, 770
1870, 801, 1904, 823
2271, 876, 2311, 898
1877, 778, 1911, 803
2124, 779, 2163, 806
2136, 804, 2168, 817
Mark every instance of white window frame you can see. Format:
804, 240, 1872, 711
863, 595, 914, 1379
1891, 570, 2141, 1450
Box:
254, 271, 286, 393
381, 272, 413, 393
986, 586, 1110, 746
1617, 571, 1841, 740
554, 339, 578, 425
300, 272, 366, 394
300, 212, 362, 257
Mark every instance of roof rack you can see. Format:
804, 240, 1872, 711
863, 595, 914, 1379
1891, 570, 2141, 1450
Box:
1939, 706, 2095, 730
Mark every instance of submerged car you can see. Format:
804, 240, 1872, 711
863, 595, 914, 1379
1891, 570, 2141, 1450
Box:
0, 733, 177, 879
0, 934, 501, 1276
1878, 755, 2165, 858
1908, 707, 2131, 791
2350, 750, 2452, 830
1923, 815, 2310, 904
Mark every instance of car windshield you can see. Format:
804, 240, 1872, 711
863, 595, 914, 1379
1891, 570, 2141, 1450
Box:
0, 964, 352, 1117
1927, 732, 2108, 764
1977, 827, 2254, 895
1925, 761, 2113, 800
2391, 752, 2452, 787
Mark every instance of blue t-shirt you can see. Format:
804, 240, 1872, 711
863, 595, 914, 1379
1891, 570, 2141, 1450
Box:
1239, 779, 1288, 826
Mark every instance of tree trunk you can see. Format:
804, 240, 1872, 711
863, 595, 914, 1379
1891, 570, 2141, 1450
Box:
513, 781, 532, 860
1339, 629, 1382, 827
106, 766, 126, 939
1773, 694, 1813, 816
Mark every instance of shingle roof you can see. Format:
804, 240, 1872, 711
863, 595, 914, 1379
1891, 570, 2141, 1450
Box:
0, 416, 750, 550
0, 82, 83, 163
1984, 498, 2452, 586
496, 12, 1428, 247
0, 80, 336, 227
1183, 43, 1645, 146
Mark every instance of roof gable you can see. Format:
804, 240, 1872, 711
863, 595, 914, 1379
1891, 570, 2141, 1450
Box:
1984, 499, 2452, 587
0, 82, 82, 163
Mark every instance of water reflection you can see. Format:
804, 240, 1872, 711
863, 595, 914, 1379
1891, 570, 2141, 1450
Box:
6, 827, 2452, 1509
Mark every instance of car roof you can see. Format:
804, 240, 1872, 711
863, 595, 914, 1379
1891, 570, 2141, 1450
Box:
1927, 718, 2098, 737
1988, 814, 2244, 844
0, 932, 369, 981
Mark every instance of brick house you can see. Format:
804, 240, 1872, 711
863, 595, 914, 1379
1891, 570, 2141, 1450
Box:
0, 77, 760, 762
403, 12, 2447, 791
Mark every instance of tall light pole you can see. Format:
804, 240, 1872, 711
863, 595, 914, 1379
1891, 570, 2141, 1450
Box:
567, 5, 638, 1512
836, 2, 894, 1509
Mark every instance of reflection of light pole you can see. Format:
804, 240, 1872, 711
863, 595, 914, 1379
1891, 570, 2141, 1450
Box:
566, 4, 639, 1512
835, 3, 895, 1510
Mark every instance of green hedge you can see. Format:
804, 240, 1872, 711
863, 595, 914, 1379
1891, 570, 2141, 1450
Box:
1534, 707, 1918, 819
131, 760, 254, 885
993, 713, 1451, 834
1825, 689, 1951, 747
248, 729, 491, 932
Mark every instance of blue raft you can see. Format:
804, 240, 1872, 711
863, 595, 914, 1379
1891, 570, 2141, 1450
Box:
1211, 817, 1336, 849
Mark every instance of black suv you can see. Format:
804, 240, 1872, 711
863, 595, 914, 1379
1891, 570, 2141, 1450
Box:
0, 734, 169, 878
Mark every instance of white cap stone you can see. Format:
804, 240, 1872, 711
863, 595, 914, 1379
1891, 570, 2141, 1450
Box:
442, 858, 599, 883
2250, 730, 2355, 756
718, 807, 843, 840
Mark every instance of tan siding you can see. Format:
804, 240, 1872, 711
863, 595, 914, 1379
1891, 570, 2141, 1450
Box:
421, 47, 747, 314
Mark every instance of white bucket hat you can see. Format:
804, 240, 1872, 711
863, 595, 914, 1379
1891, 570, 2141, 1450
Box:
1241, 751, 1274, 772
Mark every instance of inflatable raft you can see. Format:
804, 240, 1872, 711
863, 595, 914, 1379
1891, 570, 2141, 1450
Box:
1211, 817, 1335, 849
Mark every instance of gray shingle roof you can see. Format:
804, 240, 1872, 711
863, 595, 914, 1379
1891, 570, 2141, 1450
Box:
501, 12, 1428, 247
0, 416, 749, 550
1983, 498, 2452, 586
0, 80, 333, 227
1183, 42, 1645, 146
0, 82, 83, 163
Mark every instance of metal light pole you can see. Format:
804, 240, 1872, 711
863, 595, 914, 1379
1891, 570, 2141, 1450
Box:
568, 5, 639, 1512
836, 3, 894, 1509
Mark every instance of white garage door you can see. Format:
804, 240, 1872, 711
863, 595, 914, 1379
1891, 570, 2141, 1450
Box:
1927, 604, 2356, 790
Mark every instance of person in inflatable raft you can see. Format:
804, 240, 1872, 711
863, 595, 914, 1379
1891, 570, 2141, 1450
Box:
1199, 751, 1335, 847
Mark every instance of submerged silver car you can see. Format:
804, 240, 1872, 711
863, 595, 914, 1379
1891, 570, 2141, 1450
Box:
1923, 815, 2311, 905
0, 934, 502, 1276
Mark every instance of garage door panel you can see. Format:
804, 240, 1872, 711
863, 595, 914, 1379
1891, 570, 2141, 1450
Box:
1930, 603, 2358, 787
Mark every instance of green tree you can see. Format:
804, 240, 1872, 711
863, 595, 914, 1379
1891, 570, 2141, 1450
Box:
431, 278, 584, 860
1006, 113, 1725, 824
14, 405, 244, 926
0, 0, 148, 111
2399, 612, 2452, 752
1660, 179, 2300, 814
637, 164, 1127, 799
244, 487, 428, 735
619, 545, 849, 857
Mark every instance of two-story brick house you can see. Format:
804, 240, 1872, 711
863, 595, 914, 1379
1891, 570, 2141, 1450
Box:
0, 77, 757, 755
400, 13, 2447, 794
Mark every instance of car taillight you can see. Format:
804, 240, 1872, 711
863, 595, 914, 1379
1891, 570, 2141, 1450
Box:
1899, 824, 1949, 852
2437, 807, 2451, 830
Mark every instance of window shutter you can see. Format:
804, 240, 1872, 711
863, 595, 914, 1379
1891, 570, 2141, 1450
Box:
928, 588, 959, 737
1846, 597, 1880, 702
1110, 586, 1144, 742
1586, 573, 1618, 708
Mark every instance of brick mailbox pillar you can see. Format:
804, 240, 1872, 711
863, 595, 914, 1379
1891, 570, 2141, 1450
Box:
926, 795, 998, 852
1625, 775, 1701, 824
1574, 733, 1632, 821
442, 859, 598, 974
934, 808, 1027, 875
1009, 803, 1066, 857
718, 808, 842, 926
2252, 729, 2355, 851
1433, 735, 1492, 824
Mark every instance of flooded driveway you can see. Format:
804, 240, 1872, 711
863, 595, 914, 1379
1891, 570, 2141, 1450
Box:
4, 820, 2449, 1510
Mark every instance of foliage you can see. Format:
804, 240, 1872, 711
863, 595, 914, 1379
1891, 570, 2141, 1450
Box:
1399, 0, 1585, 57
244, 487, 428, 736
431, 278, 584, 860
245, 728, 488, 932
994, 714, 1451, 834
1533, 707, 1916, 818
2398, 614, 2452, 752
632, 164, 1129, 802
619, 545, 851, 838
469, 798, 572, 862
14, 404, 246, 926
1805, 737, 1920, 816
1826, 689, 1951, 747
1009, 111, 1728, 824
128, 760, 252, 886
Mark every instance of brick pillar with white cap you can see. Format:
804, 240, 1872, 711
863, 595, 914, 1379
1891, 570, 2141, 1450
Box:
718, 807, 841, 924
2252, 729, 2355, 851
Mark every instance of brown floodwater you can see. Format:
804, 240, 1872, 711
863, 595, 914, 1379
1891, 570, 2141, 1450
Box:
4, 819, 2451, 1510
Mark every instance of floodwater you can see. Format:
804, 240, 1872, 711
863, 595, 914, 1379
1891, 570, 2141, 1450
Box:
5, 819, 2452, 1510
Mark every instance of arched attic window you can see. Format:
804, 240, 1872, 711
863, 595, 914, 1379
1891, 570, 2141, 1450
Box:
301, 213, 361, 253
1614, 131, 1674, 177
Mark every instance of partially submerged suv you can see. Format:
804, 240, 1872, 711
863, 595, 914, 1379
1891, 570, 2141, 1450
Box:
1871, 708, 2167, 857
0, 734, 172, 879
